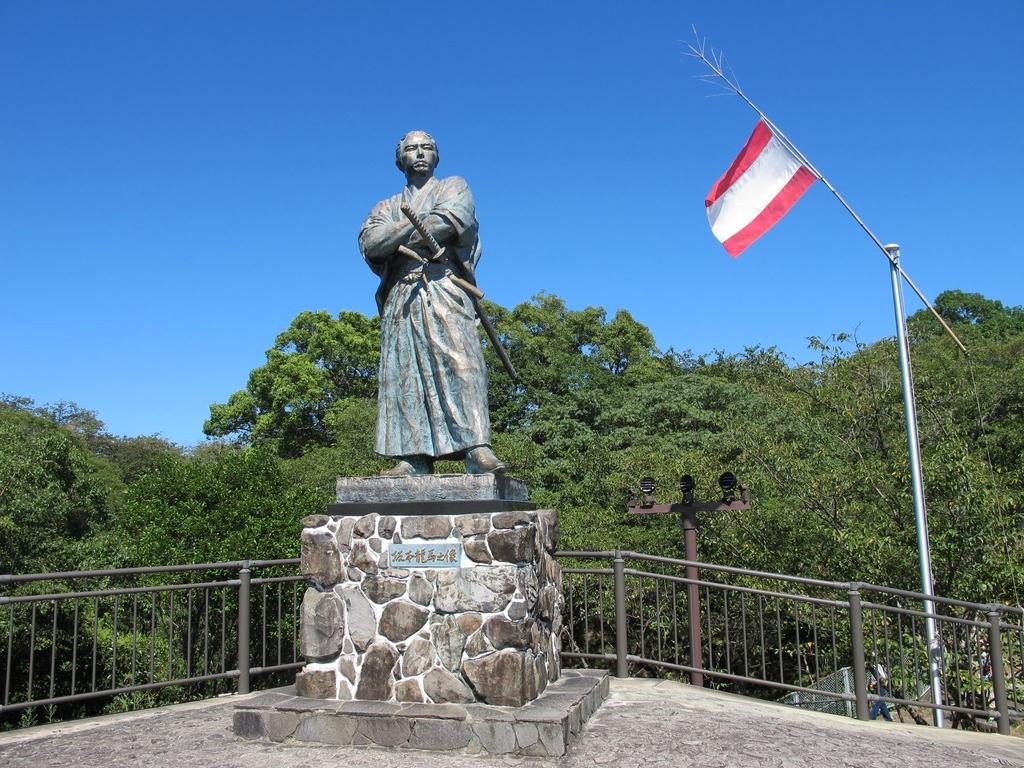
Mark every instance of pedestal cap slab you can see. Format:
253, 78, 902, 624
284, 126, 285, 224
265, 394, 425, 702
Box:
336, 474, 529, 504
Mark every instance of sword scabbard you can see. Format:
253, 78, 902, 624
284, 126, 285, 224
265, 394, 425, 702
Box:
400, 203, 518, 381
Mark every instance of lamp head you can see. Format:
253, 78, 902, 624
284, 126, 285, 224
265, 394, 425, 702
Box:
719, 471, 738, 503
639, 476, 657, 496
679, 474, 696, 505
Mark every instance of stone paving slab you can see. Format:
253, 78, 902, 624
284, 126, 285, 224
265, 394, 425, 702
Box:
1, 677, 1021, 767
233, 669, 610, 756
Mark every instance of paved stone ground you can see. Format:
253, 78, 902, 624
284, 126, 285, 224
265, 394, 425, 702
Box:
2, 678, 1021, 767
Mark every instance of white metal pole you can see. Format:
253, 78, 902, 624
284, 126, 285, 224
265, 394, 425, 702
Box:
886, 243, 945, 727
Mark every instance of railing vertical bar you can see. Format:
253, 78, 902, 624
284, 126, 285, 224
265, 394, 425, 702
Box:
238, 564, 251, 694
203, 587, 210, 677
723, 590, 731, 675
292, 581, 299, 664
758, 594, 767, 680
870, 606, 880, 662
793, 600, 802, 683
28, 602, 36, 699
672, 582, 679, 667
896, 611, 909, 699
638, 576, 645, 659
149, 593, 156, 683
168, 591, 174, 679
740, 593, 749, 679
583, 573, 590, 656
848, 586, 869, 720
567, 573, 575, 658
967, 621, 979, 709
950, 620, 963, 709
91, 597, 98, 692
829, 605, 839, 675
277, 581, 283, 665
882, 608, 893, 700
70, 602, 79, 696
5, 604, 14, 705
988, 610, 1010, 736
597, 576, 605, 656
49, 600, 58, 699
221, 589, 227, 674
186, 588, 193, 680
112, 594, 119, 689
810, 603, 819, 682
131, 594, 138, 687
261, 582, 267, 669
775, 598, 783, 683
910, 615, 922, 702
655, 578, 662, 662
705, 585, 712, 668
1009, 622, 1021, 704
613, 554, 627, 677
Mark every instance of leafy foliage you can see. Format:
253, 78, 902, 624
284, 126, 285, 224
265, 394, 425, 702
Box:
203, 310, 380, 457
0, 406, 120, 574
3, 290, 1022, 609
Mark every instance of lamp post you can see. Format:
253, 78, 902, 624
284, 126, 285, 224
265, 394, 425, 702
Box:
628, 473, 751, 687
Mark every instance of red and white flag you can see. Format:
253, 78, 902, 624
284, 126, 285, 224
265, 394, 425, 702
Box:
705, 120, 816, 257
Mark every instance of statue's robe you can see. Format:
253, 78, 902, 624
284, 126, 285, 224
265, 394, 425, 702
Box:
358, 175, 492, 459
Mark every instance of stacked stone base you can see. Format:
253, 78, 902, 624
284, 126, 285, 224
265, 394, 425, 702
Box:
297, 475, 562, 708
234, 669, 609, 757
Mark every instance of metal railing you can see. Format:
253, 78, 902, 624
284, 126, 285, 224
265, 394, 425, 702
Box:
3, 552, 1022, 737
1, 560, 302, 719
558, 551, 1024, 736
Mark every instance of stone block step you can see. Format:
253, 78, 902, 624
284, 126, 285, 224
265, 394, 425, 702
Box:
233, 668, 609, 757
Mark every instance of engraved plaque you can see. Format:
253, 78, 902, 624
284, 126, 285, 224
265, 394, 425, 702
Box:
388, 541, 462, 567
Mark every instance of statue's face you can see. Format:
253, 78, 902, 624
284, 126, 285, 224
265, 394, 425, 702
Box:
397, 132, 438, 177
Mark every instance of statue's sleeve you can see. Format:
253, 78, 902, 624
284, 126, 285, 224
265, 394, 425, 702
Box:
430, 177, 478, 252
358, 199, 397, 277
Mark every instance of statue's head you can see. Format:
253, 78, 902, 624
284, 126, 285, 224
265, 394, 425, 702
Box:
395, 130, 439, 178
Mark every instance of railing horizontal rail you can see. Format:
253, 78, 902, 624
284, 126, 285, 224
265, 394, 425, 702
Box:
625, 656, 853, 700
0, 559, 300, 585
560, 652, 616, 663
861, 601, 989, 627
559, 550, 848, 589
250, 576, 304, 587
249, 661, 303, 675
0, 580, 239, 604
0, 671, 240, 714
621, 568, 846, 609
557, 550, 1023, 617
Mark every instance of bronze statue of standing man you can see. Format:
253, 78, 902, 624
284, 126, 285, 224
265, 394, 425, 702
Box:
359, 131, 504, 476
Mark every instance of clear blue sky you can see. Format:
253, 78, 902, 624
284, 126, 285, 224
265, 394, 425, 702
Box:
2, 2, 1022, 447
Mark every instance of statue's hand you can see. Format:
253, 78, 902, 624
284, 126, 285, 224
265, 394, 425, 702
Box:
425, 213, 455, 243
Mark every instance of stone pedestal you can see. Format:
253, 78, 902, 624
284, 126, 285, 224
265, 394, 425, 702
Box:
296, 475, 562, 708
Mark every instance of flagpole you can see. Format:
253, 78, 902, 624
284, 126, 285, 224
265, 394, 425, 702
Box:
690, 38, 951, 726
886, 243, 945, 728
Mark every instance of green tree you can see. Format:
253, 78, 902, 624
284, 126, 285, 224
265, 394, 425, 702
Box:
0, 407, 121, 574
97, 445, 323, 567
204, 310, 380, 457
